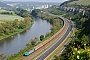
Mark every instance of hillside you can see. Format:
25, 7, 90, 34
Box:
0, 2, 11, 8
47, 0, 90, 60
69, 0, 90, 5
59, 0, 90, 60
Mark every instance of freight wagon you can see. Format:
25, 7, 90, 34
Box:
24, 17, 66, 56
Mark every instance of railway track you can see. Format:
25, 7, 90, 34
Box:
20, 17, 69, 60
36, 17, 71, 60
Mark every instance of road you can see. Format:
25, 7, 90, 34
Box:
20, 19, 67, 60
56, 21, 76, 56
36, 17, 72, 60
20, 16, 72, 60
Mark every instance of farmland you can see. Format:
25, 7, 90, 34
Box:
0, 10, 14, 13
69, 0, 90, 5
0, 10, 24, 22
0, 14, 24, 22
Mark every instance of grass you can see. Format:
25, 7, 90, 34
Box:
0, 10, 24, 22
69, 0, 90, 5
0, 10, 14, 13
0, 14, 24, 22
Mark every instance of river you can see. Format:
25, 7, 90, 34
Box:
0, 17, 52, 55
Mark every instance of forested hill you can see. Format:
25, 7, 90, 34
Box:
48, 0, 90, 60
60, 0, 90, 6
60, 0, 78, 6
59, 0, 90, 60
68, 0, 90, 5
0, 1, 11, 8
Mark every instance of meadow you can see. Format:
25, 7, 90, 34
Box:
69, 0, 90, 5
0, 14, 24, 22
0, 10, 24, 23
0, 10, 14, 13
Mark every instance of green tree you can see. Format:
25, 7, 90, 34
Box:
5, 28, 10, 35
31, 37, 38, 45
31, 40, 36, 45
81, 34, 88, 45
12, 19, 18, 28
0, 53, 8, 60
31, 9, 41, 17
40, 35, 44, 41
19, 20, 26, 29
79, 18, 88, 28
19, 9, 29, 17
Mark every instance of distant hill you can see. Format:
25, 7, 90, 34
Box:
0, 1, 11, 8
5, 1, 60, 9
68, 0, 90, 5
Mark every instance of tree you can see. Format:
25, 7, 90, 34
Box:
0, 53, 8, 60
31, 9, 41, 17
12, 19, 18, 28
18, 20, 26, 29
18, 9, 29, 17
81, 34, 88, 44
5, 28, 10, 35
79, 18, 88, 28
70, 46, 90, 60
31, 40, 36, 45
40, 35, 44, 41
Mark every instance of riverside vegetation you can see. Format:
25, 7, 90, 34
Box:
0, 8, 33, 40
0, 8, 34, 60
0, 17, 33, 40
6, 9, 63, 60
43, 0, 90, 60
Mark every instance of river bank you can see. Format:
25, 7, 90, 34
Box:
0, 17, 52, 56
7, 13, 63, 60
0, 18, 34, 41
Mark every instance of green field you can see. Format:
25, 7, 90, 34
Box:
0, 10, 24, 22
69, 0, 90, 5
0, 10, 14, 13
0, 14, 24, 22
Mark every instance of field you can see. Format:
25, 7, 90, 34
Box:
69, 0, 90, 5
0, 10, 24, 22
0, 14, 24, 22
0, 10, 14, 13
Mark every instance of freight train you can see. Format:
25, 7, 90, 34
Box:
24, 18, 68, 56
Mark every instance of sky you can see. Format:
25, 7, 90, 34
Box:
3, 0, 68, 3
